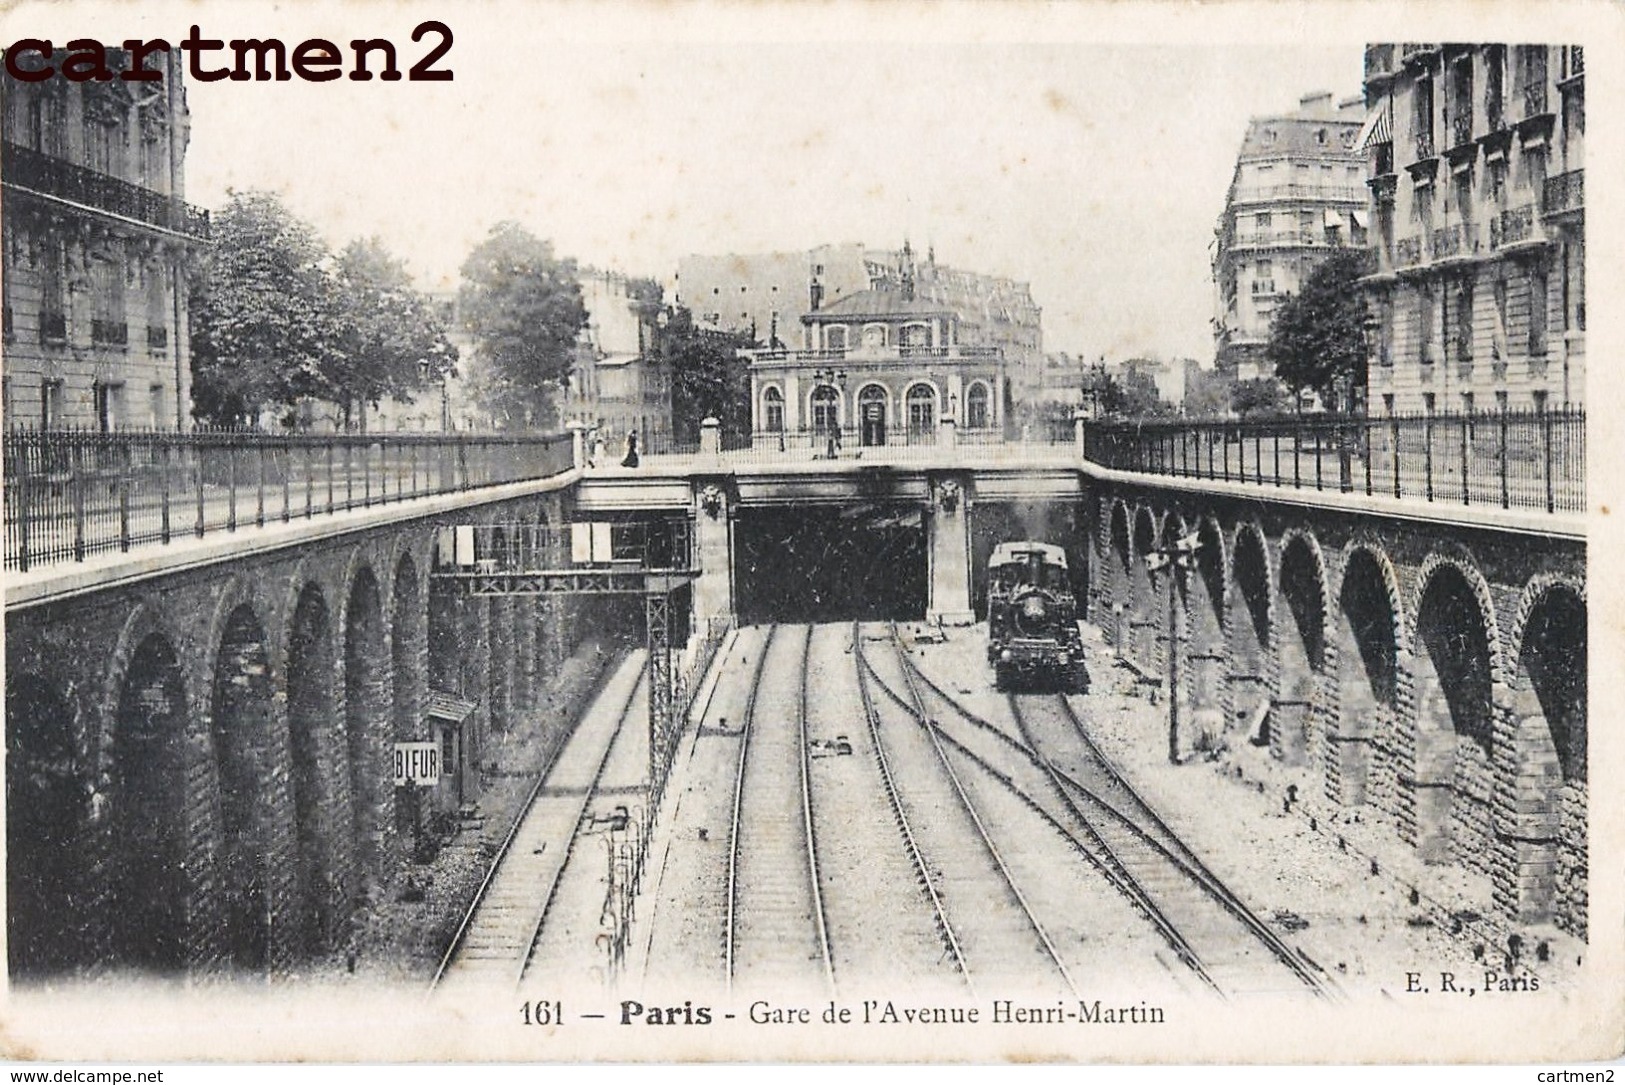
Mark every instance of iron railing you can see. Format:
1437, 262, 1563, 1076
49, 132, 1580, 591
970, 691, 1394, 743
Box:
1084, 409, 1584, 515
1544, 169, 1583, 216
1, 141, 213, 239
3, 428, 574, 572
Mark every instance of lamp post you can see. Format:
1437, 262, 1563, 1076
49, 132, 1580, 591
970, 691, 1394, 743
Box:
1146, 531, 1202, 764
812, 366, 847, 454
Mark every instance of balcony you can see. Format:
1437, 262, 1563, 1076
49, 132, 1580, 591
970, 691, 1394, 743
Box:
1395, 236, 1425, 268
91, 319, 128, 346
1365, 44, 1396, 83
1, 141, 212, 240
1414, 133, 1436, 162
1232, 183, 1368, 204
1432, 223, 1476, 260
1251, 280, 1277, 296
1489, 204, 1538, 249
1543, 169, 1583, 219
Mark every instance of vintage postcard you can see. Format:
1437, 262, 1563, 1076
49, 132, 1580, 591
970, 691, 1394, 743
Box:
0, 0, 1617, 1067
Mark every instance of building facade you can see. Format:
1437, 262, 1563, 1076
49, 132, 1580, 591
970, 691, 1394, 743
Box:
1361, 44, 1584, 414
1213, 92, 1369, 380
745, 283, 1006, 446
565, 270, 668, 446
679, 241, 1042, 417
1, 51, 210, 430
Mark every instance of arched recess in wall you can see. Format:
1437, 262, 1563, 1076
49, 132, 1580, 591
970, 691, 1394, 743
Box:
345, 566, 388, 894
1509, 580, 1586, 927
1228, 524, 1272, 736
392, 552, 424, 744
1108, 500, 1131, 616
1276, 533, 1330, 764
6, 674, 86, 979
209, 605, 278, 973
1411, 561, 1497, 866
111, 632, 192, 973
286, 583, 347, 955
1129, 506, 1159, 673
1333, 546, 1401, 807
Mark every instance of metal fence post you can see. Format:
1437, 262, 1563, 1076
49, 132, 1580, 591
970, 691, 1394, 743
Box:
160, 442, 172, 544
1391, 414, 1401, 499
1424, 413, 1435, 502
257, 442, 267, 528
16, 455, 31, 573
118, 441, 131, 552
1542, 408, 1555, 514
1498, 409, 1510, 509
1460, 414, 1470, 506
72, 435, 87, 562
227, 440, 238, 532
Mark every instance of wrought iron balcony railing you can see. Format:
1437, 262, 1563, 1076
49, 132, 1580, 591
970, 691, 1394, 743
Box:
1, 141, 212, 240
1489, 204, 1537, 248
1544, 169, 1583, 216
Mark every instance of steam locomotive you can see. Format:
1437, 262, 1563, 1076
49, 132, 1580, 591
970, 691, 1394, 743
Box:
985, 541, 1086, 691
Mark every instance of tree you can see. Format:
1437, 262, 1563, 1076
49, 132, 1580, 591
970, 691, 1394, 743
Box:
1230, 376, 1290, 417
331, 238, 457, 430
661, 307, 754, 442
1265, 249, 1371, 410
1080, 362, 1173, 420
190, 190, 341, 426
458, 223, 587, 429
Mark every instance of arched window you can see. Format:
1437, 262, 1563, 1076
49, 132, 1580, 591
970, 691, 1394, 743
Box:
762, 386, 784, 432
906, 383, 937, 438
857, 384, 888, 446
811, 385, 840, 433
966, 382, 990, 429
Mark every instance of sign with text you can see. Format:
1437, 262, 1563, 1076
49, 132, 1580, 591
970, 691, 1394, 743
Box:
392, 741, 441, 787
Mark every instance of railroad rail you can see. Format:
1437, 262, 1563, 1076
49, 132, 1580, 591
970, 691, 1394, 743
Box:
858, 623, 1072, 994
431, 652, 646, 993
724, 624, 833, 993
885, 644, 1329, 999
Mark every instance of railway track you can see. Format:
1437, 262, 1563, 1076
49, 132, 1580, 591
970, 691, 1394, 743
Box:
430, 651, 647, 995
724, 624, 834, 993
855, 622, 1076, 998
889, 641, 1331, 999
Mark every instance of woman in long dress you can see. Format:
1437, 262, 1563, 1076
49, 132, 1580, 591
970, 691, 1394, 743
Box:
621, 431, 640, 468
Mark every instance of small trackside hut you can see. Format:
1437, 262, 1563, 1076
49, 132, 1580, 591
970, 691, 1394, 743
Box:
985, 541, 1085, 691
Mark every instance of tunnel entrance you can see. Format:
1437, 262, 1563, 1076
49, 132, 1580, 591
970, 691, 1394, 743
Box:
735, 505, 925, 624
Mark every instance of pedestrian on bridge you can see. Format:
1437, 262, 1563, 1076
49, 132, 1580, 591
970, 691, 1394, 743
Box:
621, 430, 640, 468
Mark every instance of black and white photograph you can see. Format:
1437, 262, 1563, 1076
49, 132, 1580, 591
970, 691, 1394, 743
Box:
0, 0, 1615, 1067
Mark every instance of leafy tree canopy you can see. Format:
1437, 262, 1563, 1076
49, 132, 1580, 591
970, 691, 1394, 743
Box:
1265, 248, 1371, 410
458, 222, 588, 429
332, 238, 458, 428
662, 306, 754, 442
190, 190, 341, 426
1081, 363, 1174, 420
1230, 375, 1290, 417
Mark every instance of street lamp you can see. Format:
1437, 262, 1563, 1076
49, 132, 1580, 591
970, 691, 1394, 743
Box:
1145, 531, 1202, 764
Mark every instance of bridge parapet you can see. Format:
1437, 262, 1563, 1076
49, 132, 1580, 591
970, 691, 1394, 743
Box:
1085, 409, 1585, 517
3, 427, 574, 574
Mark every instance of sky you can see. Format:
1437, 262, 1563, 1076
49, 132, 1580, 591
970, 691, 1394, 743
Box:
6, 2, 1513, 362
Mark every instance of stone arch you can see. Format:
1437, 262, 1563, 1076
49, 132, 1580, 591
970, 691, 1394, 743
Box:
208, 602, 279, 973
7, 673, 89, 978
392, 551, 426, 743
108, 628, 193, 973
1104, 498, 1132, 646
1330, 542, 1404, 808
344, 563, 389, 896
1182, 514, 1229, 722
1228, 521, 1273, 736
1504, 575, 1586, 929
1275, 530, 1331, 765
1408, 556, 1499, 867
285, 581, 350, 956
1129, 504, 1161, 674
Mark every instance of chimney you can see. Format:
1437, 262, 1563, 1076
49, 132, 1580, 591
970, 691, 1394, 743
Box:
1299, 90, 1334, 116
